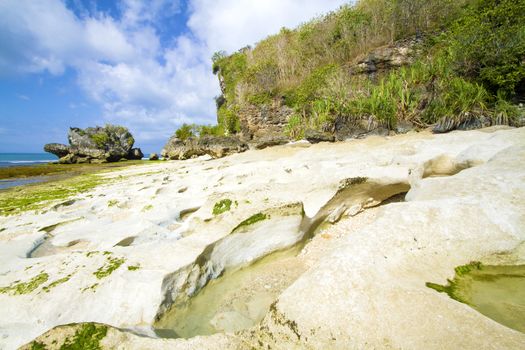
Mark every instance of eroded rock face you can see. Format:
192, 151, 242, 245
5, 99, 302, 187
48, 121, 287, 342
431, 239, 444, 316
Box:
161, 135, 248, 160
238, 100, 294, 141
350, 37, 418, 75
44, 125, 142, 164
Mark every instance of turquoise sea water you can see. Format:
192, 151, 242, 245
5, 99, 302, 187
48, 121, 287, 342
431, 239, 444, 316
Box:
0, 153, 58, 189
0, 153, 58, 168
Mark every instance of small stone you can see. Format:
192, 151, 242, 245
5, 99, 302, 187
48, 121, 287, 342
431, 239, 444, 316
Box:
327, 204, 347, 224
346, 204, 363, 217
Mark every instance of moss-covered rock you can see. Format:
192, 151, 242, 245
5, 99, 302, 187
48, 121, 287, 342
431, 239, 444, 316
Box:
44, 125, 142, 164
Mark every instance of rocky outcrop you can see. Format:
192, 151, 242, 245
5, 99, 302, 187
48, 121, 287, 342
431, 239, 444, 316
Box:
433, 114, 494, 134
149, 153, 159, 161
161, 135, 248, 160
350, 37, 418, 75
305, 129, 335, 144
334, 116, 396, 141
44, 125, 142, 164
231, 39, 417, 144
238, 100, 294, 141
252, 134, 289, 150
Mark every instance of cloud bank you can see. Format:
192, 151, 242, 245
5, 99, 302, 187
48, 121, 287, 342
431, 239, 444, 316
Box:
0, 0, 348, 145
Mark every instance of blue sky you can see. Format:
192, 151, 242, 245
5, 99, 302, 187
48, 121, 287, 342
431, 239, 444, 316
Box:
0, 0, 348, 153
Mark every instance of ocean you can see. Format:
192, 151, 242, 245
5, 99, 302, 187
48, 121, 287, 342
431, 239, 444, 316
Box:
0, 153, 58, 168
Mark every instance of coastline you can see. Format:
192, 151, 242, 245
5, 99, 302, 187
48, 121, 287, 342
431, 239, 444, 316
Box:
0, 160, 159, 191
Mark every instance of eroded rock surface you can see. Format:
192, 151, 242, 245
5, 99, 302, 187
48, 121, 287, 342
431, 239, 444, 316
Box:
350, 37, 419, 75
3, 127, 525, 350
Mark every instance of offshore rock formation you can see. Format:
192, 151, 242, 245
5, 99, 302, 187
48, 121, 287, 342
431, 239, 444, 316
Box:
44, 125, 143, 164
161, 135, 248, 160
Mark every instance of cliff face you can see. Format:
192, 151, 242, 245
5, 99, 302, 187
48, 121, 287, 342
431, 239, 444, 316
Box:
238, 100, 293, 141
212, 0, 525, 142
231, 38, 418, 141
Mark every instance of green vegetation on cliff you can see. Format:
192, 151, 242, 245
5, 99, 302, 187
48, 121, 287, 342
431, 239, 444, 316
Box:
207, 0, 524, 138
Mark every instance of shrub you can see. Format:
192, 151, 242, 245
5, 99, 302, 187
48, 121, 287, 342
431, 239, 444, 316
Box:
284, 114, 305, 140
199, 124, 225, 137
175, 124, 196, 141
217, 106, 240, 135
446, 0, 525, 95
90, 133, 110, 149
494, 92, 521, 125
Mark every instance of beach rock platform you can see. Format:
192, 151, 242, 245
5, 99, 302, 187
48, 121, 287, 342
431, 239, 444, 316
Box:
2, 127, 524, 349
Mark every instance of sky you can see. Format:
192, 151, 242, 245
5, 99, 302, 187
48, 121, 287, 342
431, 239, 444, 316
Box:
0, 0, 349, 153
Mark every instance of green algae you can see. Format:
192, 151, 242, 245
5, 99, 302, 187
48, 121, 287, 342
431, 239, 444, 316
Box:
0, 174, 104, 216
0, 160, 159, 216
427, 263, 525, 333
127, 265, 140, 271
93, 257, 125, 279
30, 341, 47, 350
0, 273, 49, 295
212, 199, 232, 215
233, 213, 268, 232
81, 283, 99, 293
142, 204, 154, 212
59, 323, 108, 350
107, 199, 119, 207
42, 275, 72, 293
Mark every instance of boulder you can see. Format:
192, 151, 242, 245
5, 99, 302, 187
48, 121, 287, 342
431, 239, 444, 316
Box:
149, 153, 159, 161
44, 125, 142, 164
127, 148, 144, 160
253, 134, 289, 150
396, 120, 415, 134
161, 135, 248, 160
305, 129, 335, 144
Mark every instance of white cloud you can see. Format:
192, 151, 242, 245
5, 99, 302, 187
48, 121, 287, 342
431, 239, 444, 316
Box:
16, 94, 30, 101
0, 0, 349, 149
188, 0, 348, 54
